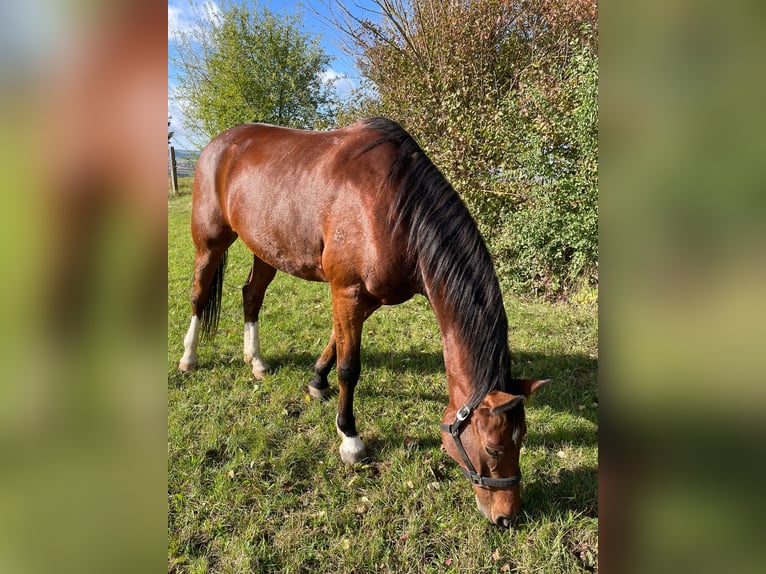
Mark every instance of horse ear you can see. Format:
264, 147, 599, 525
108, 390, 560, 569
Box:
484, 391, 525, 416
513, 378, 552, 398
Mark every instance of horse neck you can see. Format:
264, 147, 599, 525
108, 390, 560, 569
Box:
423, 277, 511, 412
435, 308, 478, 410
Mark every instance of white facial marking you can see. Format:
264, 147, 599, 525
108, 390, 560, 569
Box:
244, 321, 269, 377
179, 316, 200, 370
475, 494, 491, 520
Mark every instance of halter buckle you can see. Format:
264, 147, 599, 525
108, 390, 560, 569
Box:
456, 405, 471, 422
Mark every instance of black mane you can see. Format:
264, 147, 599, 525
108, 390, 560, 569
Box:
361, 117, 512, 405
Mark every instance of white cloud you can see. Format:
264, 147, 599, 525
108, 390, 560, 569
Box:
320, 69, 355, 99
168, 3, 193, 37
168, 1, 221, 38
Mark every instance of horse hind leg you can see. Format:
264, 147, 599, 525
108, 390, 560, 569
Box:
179, 316, 201, 372
178, 232, 236, 372
242, 255, 276, 379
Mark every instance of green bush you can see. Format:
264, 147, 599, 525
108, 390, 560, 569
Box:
473, 41, 598, 297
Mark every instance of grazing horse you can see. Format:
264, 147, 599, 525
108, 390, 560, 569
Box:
178, 118, 550, 527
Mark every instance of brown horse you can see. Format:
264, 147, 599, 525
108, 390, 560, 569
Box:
178, 118, 549, 527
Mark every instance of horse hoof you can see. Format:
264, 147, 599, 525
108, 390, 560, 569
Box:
308, 384, 331, 401
250, 359, 270, 380
252, 367, 269, 380
339, 436, 367, 464
178, 360, 197, 373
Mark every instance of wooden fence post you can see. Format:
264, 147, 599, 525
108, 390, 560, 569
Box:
169, 145, 179, 195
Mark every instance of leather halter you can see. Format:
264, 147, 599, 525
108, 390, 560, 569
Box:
440, 402, 522, 489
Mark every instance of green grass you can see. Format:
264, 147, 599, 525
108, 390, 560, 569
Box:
169, 176, 194, 197
168, 193, 598, 573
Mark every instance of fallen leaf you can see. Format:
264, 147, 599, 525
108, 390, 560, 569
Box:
492, 548, 501, 561
226, 469, 235, 479
444, 558, 453, 566
500, 564, 511, 572
399, 533, 409, 541
405, 480, 414, 489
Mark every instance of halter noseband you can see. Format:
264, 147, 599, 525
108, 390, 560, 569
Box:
440, 402, 522, 489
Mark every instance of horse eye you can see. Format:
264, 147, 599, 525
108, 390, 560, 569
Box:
484, 447, 502, 459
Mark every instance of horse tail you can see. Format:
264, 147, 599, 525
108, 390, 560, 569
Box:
200, 248, 228, 341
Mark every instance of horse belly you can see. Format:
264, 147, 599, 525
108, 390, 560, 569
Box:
225, 206, 322, 281
239, 228, 327, 282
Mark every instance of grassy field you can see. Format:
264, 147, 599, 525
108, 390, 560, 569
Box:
168, 188, 598, 573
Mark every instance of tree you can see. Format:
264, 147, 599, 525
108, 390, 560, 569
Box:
325, 0, 515, 187
171, 1, 334, 142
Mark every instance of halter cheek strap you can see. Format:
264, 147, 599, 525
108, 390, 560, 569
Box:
440, 403, 522, 489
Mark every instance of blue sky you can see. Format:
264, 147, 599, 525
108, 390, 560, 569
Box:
168, 0, 374, 149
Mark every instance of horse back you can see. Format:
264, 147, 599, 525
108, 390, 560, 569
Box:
192, 122, 419, 304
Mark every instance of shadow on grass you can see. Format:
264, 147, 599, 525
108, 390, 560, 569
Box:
511, 350, 598, 406
520, 466, 598, 520
264, 348, 596, 413
257, 349, 446, 376
362, 434, 444, 462
526, 423, 598, 449
189, 346, 597, 432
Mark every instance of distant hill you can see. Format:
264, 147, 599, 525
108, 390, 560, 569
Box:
173, 149, 200, 159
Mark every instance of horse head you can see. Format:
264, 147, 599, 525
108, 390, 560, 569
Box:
441, 378, 551, 527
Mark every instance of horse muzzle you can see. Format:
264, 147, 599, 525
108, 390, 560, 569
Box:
475, 492, 520, 529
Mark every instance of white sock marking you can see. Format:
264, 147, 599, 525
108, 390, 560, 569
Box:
244, 321, 269, 376
339, 436, 366, 464
179, 316, 200, 370
336, 416, 366, 464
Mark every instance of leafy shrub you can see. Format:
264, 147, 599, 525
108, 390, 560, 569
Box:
473, 40, 598, 297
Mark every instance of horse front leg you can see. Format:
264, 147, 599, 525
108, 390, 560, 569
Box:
309, 305, 378, 402
331, 285, 375, 464
309, 330, 336, 400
